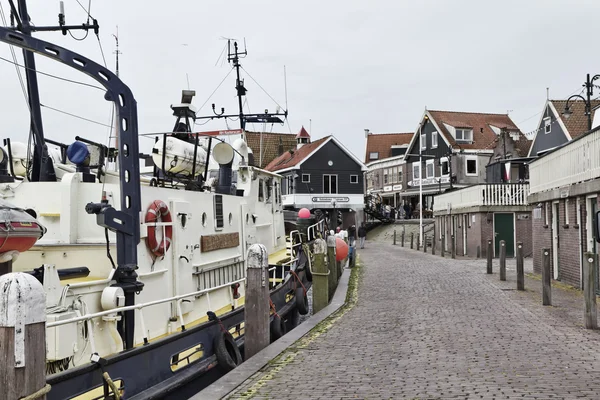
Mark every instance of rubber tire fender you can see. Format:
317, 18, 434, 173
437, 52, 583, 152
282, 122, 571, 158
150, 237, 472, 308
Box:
270, 314, 287, 342
296, 286, 309, 315
213, 331, 243, 372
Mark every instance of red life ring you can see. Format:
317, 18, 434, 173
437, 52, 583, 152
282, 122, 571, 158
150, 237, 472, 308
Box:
145, 200, 172, 258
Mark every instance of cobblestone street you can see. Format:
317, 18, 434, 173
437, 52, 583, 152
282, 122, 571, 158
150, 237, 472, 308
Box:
226, 241, 600, 400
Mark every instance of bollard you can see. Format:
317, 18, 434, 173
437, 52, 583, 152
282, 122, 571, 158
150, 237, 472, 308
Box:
441, 235, 445, 257
486, 239, 493, 274
312, 238, 329, 314
584, 252, 598, 329
245, 244, 270, 359
401, 232, 405, 247
327, 235, 337, 302
476, 245, 481, 259
431, 233, 435, 255
0, 273, 48, 400
410, 232, 414, 249
451, 235, 456, 259
423, 235, 428, 253
417, 235, 420, 250
542, 248, 552, 306
516, 242, 524, 290
393, 230, 397, 245
499, 240, 506, 281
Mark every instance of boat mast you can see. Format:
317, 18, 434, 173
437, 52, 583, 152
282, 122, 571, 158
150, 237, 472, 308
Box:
111, 28, 121, 168
8, 0, 99, 182
229, 40, 246, 131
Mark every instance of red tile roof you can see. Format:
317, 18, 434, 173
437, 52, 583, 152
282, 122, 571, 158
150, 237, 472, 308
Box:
364, 132, 413, 163
296, 126, 311, 138
550, 99, 600, 139
245, 131, 297, 169
265, 137, 329, 172
428, 110, 525, 151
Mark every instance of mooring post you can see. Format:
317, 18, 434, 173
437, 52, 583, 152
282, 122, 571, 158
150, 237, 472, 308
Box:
410, 232, 414, 249
327, 235, 337, 301
416, 235, 420, 250
476, 245, 481, 259
486, 239, 493, 274
451, 235, 456, 259
441, 235, 445, 257
401, 231, 405, 247
499, 240, 506, 281
431, 232, 436, 255
244, 244, 270, 359
393, 229, 396, 245
584, 252, 598, 329
423, 235, 428, 253
312, 238, 328, 314
516, 242, 524, 290
542, 248, 552, 306
0, 273, 48, 400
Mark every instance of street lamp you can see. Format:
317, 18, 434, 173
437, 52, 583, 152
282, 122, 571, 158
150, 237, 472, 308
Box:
562, 73, 600, 132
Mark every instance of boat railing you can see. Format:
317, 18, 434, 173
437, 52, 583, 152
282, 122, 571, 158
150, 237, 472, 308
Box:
307, 219, 325, 240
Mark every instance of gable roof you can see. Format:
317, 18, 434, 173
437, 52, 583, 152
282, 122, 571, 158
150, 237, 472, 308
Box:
364, 132, 413, 163
549, 99, 600, 139
245, 131, 297, 169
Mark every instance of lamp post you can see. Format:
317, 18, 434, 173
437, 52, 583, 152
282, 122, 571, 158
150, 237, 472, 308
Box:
562, 73, 600, 131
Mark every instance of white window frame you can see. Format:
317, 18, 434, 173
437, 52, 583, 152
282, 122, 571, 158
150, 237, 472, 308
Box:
350, 174, 359, 184
465, 156, 478, 176
420, 134, 426, 150
323, 174, 338, 194
456, 128, 473, 142
544, 117, 551, 134
565, 198, 570, 225
302, 173, 310, 183
412, 162, 420, 180
369, 152, 379, 160
431, 131, 438, 148
426, 159, 435, 178
440, 157, 449, 177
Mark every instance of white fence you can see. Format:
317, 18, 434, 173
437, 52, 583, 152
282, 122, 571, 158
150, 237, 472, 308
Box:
432, 183, 530, 212
529, 130, 600, 194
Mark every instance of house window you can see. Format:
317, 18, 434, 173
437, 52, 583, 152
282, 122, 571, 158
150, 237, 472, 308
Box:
302, 174, 310, 183
455, 129, 473, 142
350, 175, 359, 184
369, 152, 379, 160
323, 174, 338, 194
397, 168, 402, 183
544, 117, 551, 134
440, 157, 449, 176
565, 198, 570, 225
465, 157, 477, 176
431, 131, 438, 148
391, 167, 397, 183
426, 159, 435, 178
420, 134, 426, 150
258, 179, 264, 201
412, 162, 420, 180
383, 169, 389, 184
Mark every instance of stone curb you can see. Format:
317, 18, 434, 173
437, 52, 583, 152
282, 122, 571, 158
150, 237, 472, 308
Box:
191, 264, 351, 400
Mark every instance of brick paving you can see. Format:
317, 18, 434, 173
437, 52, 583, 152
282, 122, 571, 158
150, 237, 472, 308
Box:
225, 242, 600, 400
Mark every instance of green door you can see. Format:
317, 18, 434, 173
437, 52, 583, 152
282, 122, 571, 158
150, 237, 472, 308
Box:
494, 213, 515, 258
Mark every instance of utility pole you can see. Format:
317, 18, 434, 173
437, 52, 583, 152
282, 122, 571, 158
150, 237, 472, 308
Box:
8, 0, 99, 182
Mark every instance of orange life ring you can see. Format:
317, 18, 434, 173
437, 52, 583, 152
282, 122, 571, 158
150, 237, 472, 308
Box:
145, 200, 172, 258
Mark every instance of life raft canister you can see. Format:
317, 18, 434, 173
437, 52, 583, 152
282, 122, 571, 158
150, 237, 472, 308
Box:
145, 200, 172, 258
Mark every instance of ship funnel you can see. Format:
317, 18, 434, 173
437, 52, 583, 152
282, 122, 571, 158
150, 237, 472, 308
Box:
213, 142, 235, 195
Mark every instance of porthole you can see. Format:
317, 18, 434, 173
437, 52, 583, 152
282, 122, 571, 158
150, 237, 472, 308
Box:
202, 212, 207, 227
229, 213, 233, 226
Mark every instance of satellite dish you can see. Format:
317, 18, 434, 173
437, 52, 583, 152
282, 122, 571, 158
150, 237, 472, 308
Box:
213, 142, 235, 165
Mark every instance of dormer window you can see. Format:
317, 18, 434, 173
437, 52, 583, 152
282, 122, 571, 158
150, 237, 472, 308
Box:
369, 152, 379, 160
455, 128, 473, 142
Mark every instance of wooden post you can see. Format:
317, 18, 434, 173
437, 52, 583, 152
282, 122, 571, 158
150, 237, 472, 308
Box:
327, 235, 337, 301
312, 238, 328, 314
245, 244, 270, 359
542, 248, 552, 306
486, 239, 492, 274
584, 252, 598, 329
431, 233, 435, 255
476, 245, 481, 259
516, 242, 524, 290
0, 273, 48, 400
451, 235, 456, 259
499, 240, 506, 281
401, 232, 405, 247
410, 232, 414, 249
441, 235, 445, 257
393, 230, 397, 245
423, 235, 428, 253
416, 235, 420, 250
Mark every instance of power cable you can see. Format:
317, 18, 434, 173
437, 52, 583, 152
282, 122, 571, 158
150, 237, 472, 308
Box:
240, 66, 287, 112
40, 103, 112, 127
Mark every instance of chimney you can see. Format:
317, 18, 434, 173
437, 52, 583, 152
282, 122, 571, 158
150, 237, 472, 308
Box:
364, 129, 370, 138
278, 136, 284, 156
296, 126, 311, 149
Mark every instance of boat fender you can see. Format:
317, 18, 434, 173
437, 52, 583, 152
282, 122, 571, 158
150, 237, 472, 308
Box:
213, 331, 243, 372
295, 286, 309, 315
270, 314, 287, 342
145, 200, 173, 258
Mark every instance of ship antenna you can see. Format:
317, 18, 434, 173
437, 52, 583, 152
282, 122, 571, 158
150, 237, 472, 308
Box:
113, 27, 121, 77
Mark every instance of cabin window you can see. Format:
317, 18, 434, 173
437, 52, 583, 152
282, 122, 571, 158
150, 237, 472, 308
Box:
412, 162, 420, 180
286, 175, 294, 194
350, 175, 359, 184
258, 179, 264, 202
544, 117, 551, 134
420, 134, 426, 150
431, 131, 438, 148
274, 182, 279, 204
323, 174, 338, 194
426, 159, 435, 178
369, 152, 379, 160
265, 179, 272, 203
455, 129, 473, 142
465, 157, 478, 176
440, 157, 449, 176
214, 195, 224, 230
302, 174, 310, 183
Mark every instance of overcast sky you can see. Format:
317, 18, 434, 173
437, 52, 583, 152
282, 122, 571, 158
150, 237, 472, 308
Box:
1, 0, 600, 161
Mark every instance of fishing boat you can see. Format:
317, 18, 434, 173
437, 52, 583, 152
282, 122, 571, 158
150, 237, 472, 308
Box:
0, 3, 322, 399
